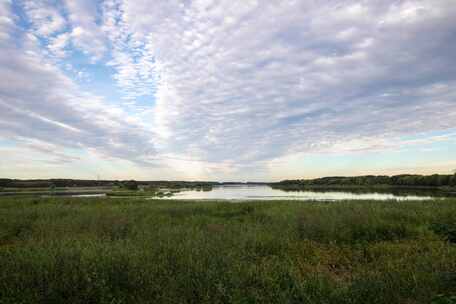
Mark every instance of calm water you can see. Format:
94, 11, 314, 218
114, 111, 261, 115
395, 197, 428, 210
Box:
3, 185, 447, 201
165, 185, 439, 201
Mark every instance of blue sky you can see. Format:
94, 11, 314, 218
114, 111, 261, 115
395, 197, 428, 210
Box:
1, 0, 455, 181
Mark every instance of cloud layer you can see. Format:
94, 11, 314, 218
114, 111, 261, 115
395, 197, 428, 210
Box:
1, 0, 456, 179
1, 0, 155, 168
114, 1, 456, 161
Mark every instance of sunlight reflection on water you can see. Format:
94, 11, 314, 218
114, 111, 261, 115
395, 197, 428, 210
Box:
163, 185, 435, 201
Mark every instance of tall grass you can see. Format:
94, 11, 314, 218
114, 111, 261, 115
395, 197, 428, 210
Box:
0, 197, 455, 303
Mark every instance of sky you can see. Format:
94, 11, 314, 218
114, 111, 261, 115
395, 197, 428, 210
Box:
0, 0, 456, 181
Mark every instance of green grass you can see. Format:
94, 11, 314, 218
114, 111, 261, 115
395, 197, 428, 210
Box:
0, 197, 455, 303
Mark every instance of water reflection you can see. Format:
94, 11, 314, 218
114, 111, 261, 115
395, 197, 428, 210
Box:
165, 185, 439, 201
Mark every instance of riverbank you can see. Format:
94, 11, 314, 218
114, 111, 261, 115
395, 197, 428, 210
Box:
0, 190, 107, 197
270, 184, 456, 195
0, 187, 194, 198
1, 196, 455, 303
271, 174, 456, 193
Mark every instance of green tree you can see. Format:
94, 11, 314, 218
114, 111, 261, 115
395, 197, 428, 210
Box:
122, 180, 138, 191
451, 170, 456, 186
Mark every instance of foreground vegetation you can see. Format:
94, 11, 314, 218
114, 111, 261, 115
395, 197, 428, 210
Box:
1, 197, 455, 303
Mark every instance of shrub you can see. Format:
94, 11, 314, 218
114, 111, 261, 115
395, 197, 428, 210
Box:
430, 222, 456, 243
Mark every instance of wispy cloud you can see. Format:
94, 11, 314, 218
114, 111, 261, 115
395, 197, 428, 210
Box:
0, 1, 156, 168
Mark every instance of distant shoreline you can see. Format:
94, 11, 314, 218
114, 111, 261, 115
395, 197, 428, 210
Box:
1, 173, 455, 192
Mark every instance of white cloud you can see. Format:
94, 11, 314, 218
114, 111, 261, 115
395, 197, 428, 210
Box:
64, 0, 107, 61
0, 3, 14, 43
104, 0, 456, 172
3, 0, 456, 180
101, 0, 158, 102
48, 32, 70, 58
23, 0, 66, 37
0, 1, 156, 168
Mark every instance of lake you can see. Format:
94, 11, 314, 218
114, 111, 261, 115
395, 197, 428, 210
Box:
164, 184, 447, 201
2, 185, 452, 201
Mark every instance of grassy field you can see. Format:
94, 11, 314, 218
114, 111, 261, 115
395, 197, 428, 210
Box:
0, 197, 455, 304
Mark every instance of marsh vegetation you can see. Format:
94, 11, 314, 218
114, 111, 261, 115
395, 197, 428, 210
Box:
1, 196, 455, 303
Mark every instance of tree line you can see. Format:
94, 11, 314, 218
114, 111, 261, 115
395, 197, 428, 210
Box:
0, 179, 218, 189
275, 173, 456, 188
